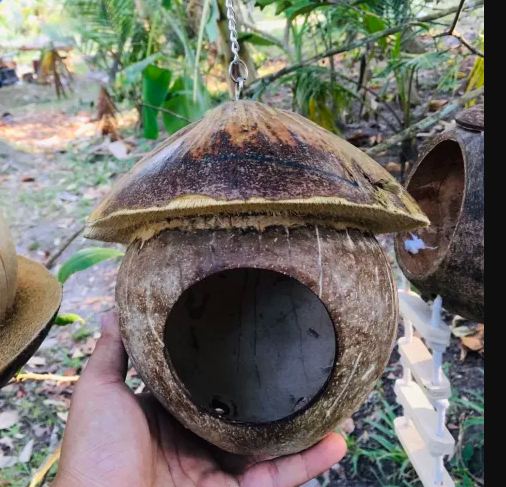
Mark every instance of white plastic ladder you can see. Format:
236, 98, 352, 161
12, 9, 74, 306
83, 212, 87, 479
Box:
396, 279, 456, 487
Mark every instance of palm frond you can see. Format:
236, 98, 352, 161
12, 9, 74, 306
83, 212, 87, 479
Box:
65, 0, 136, 49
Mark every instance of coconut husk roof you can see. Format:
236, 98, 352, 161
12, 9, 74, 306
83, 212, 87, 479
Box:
0, 213, 62, 388
86, 101, 429, 243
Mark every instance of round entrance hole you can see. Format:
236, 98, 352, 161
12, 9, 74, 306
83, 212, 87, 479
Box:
397, 140, 466, 277
165, 268, 337, 425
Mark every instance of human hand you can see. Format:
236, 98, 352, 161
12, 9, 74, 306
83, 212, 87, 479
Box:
54, 312, 347, 487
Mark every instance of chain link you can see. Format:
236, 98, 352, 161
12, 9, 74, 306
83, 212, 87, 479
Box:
225, 0, 249, 100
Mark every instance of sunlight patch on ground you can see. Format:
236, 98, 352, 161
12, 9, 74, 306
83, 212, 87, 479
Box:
0, 110, 137, 153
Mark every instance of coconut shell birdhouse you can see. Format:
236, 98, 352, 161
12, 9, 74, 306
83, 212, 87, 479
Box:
86, 101, 429, 456
395, 105, 485, 323
0, 212, 62, 388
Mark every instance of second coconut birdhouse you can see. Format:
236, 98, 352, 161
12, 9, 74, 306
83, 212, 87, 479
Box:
0, 212, 62, 388
395, 105, 485, 322
86, 101, 429, 456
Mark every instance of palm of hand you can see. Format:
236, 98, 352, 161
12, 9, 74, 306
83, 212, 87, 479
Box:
55, 314, 346, 487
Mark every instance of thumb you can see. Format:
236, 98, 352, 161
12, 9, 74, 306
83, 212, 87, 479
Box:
80, 310, 129, 386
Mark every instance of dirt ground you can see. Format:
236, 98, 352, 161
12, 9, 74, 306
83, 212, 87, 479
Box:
0, 79, 484, 487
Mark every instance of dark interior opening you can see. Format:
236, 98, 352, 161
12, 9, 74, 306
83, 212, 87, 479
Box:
165, 268, 337, 425
397, 140, 466, 276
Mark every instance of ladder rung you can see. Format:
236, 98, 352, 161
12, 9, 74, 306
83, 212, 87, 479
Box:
395, 417, 455, 487
398, 337, 452, 401
398, 290, 452, 346
395, 381, 455, 457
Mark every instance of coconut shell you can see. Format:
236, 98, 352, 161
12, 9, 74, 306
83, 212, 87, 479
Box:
396, 107, 485, 322
86, 101, 428, 243
0, 212, 18, 322
117, 225, 398, 456
0, 216, 62, 388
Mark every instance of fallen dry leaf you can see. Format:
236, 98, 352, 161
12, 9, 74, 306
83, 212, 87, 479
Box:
27, 356, 47, 367
0, 411, 19, 431
72, 348, 85, 360
108, 140, 129, 160
341, 418, 356, 435
369, 135, 384, 146
82, 185, 111, 201
63, 368, 78, 377
0, 456, 17, 469
19, 439, 35, 464
57, 412, 69, 423
461, 324, 485, 352
429, 100, 449, 112
84, 296, 114, 306
460, 324, 484, 361
385, 162, 403, 174
460, 347, 468, 361
346, 132, 369, 146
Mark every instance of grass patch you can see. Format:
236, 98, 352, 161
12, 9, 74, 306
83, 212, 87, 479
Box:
345, 382, 485, 487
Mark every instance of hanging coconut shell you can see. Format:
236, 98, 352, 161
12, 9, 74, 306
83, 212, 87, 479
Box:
86, 101, 428, 243
0, 212, 62, 388
86, 101, 429, 456
395, 105, 485, 322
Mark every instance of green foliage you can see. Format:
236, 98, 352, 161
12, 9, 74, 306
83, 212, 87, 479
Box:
60, 0, 483, 140
64, 0, 139, 68
248, 0, 481, 136
348, 398, 414, 486
287, 68, 352, 133
141, 68, 208, 137
57, 248, 124, 284
142, 65, 173, 139
163, 76, 204, 134
362, 0, 412, 26
0, 0, 63, 45
450, 391, 485, 485
64, 0, 169, 102
467, 36, 485, 106
205, 1, 220, 43
54, 314, 86, 326
64, 0, 213, 139
238, 32, 279, 47
66, 0, 135, 45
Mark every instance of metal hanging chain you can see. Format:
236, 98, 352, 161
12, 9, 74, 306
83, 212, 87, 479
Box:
226, 0, 249, 100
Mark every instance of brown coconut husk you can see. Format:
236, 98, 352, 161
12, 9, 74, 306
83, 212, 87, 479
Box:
85, 101, 429, 243
0, 213, 62, 388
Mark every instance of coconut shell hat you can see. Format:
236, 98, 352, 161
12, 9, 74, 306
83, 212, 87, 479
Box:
86, 101, 429, 457
0, 212, 62, 388
87, 102, 428, 243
